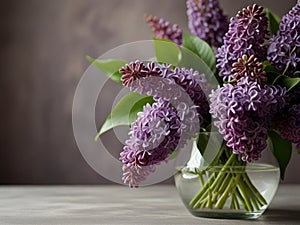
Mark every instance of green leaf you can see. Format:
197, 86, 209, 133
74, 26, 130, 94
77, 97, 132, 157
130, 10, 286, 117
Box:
265, 9, 281, 35
95, 93, 154, 140
268, 130, 292, 180
86, 55, 127, 83
182, 33, 216, 72
197, 131, 210, 156
264, 62, 300, 90
178, 47, 222, 88
168, 149, 180, 160
263, 61, 281, 85
274, 75, 300, 92
128, 96, 155, 122
153, 38, 181, 65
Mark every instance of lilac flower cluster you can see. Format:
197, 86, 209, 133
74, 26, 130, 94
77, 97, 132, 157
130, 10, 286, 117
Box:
121, 163, 155, 188
186, 0, 229, 51
231, 55, 267, 85
267, 3, 300, 77
216, 4, 269, 81
276, 104, 300, 149
145, 14, 182, 45
210, 77, 286, 162
120, 99, 181, 187
120, 60, 149, 86
120, 60, 211, 124
286, 84, 300, 106
119, 61, 211, 186
274, 84, 300, 148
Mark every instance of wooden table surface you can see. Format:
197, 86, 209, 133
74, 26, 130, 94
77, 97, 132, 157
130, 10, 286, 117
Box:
0, 185, 299, 225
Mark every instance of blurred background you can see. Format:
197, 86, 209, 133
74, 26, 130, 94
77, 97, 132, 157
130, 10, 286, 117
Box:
0, 0, 298, 184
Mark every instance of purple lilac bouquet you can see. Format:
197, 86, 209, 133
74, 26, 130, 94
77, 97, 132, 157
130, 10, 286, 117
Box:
91, 0, 299, 214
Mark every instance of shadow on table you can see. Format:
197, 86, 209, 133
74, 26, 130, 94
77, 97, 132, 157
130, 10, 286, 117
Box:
261, 209, 300, 222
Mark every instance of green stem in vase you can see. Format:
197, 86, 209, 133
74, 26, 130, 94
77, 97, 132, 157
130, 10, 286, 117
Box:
190, 151, 237, 208
215, 173, 241, 209
237, 180, 254, 212
243, 173, 267, 206
232, 191, 240, 210
189, 145, 268, 212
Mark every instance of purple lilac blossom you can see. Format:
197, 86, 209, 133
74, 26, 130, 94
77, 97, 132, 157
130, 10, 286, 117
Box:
231, 55, 267, 85
119, 61, 211, 186
286, 84, 300, 106
276, 104, 300, 149
210, 77, 286, 162
120, 61, 211, 124
216, 4, 269, 81
120, 99, 181, 187
122, 163, 156, 188
267, 3, 300, 77
275, 84, 300, 148
145, 14, 182, 45
186, 0, 228, 51
119, 61, 149, 86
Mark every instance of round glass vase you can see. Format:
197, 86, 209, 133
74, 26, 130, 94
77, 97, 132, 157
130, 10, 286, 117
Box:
174, 146, 280, 219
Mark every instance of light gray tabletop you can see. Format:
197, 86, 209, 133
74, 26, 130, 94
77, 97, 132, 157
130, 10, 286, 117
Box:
0, 185, 299, 225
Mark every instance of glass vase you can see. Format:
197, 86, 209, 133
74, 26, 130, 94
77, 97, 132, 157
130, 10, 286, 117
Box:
174, 142, 280, 219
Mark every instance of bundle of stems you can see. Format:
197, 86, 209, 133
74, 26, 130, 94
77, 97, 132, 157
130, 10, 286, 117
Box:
189, 144, 267, 212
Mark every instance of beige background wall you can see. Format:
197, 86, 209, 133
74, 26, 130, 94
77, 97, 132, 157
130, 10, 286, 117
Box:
0, 0, 298, 184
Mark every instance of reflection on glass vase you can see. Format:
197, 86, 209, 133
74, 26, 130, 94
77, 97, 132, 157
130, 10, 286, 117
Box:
174, 141, 280, 219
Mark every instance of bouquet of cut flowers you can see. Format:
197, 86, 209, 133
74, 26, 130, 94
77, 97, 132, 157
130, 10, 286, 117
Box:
89, 0, 299, 215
